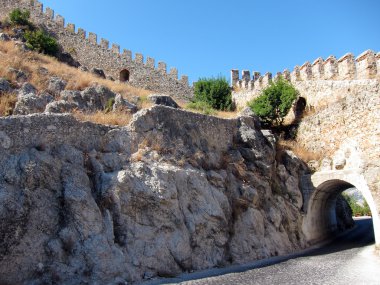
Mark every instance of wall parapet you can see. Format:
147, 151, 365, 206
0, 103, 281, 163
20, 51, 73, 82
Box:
231, 50, 380, 109
231, 50, 380, 92
0, 0, 193, 98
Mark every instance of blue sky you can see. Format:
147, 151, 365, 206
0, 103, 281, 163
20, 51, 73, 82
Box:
40, 0, 380, 84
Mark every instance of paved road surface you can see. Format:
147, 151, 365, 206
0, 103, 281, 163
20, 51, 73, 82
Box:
143, 217, 380, 285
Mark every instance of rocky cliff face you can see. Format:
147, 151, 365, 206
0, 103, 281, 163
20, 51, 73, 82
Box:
0, 106, 309, 284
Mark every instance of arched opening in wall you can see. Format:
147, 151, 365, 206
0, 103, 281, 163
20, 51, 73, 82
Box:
303, 179, 378, 248
120, 69, 130, 82
295, 97, 306, 119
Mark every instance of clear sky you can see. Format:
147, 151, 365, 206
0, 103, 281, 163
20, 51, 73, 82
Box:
40, 0, 380, 84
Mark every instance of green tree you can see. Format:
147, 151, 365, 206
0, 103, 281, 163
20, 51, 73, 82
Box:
248, 77, 298, 127
9, 8, 31, 27
24, 29, 59, 56
193, 76, 233, 111
342, 193, 371, 216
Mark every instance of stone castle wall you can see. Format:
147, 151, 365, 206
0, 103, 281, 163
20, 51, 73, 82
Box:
296, 83, 380, 222
0, 0, 193, 99
232, 50, 380, 108
231, 50, 380, 235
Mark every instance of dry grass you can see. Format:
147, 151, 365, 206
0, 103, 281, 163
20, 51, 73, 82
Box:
177, 99, 240, 119
0, 40, 244, 125
0, 92, 17, 116
129, 137, 174, 163
0, 40, 151, 100
73, 110, 133, 126
131, 149, 145, 162
135, 95, 154, 110
130, 139, 157, 162
278, 139, 323, 162
215, 110, 239, 119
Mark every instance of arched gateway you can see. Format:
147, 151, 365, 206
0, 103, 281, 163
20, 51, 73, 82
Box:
119, 69, 130, 82
301, 170, 380, 248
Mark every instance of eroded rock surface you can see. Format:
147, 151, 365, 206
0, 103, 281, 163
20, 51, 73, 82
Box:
0, 106, 310, 284
148, 94, 179, 108
9, 80, 138, 115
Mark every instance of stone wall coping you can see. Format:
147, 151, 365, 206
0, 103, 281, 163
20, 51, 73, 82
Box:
231, 50, 379, 90
324, 56, 337, 64
312, 57, 324, 66
337, 52, 354, 63
300, 61, 311, 70
356, 49, 375, 62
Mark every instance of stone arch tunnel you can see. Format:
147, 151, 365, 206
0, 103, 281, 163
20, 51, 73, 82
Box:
301, 170, 380, 248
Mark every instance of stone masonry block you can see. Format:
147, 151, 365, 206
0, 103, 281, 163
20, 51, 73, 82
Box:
231, 70, 239, 86
111, 44, 120, 55
77, 28, 86, 39
312, 57, 324, 79
324, 56, 338, 80
123, 49, 132, 61
66, 23, 75, 34
180, 75, 189, 86
146, 57, 155, 69
134, 53, 144, 64
45, 7, 54, 20
169, 68, 178, 79
291, 66, 301, 82
55, 14, 65, 27
88, 32, 97, 45
337, 53, 356, 80
34, 1, 43, 14
100, 38, 109, 49
300, 62, 312, 81
158, 62, 167, 74
356, 50, 377, 79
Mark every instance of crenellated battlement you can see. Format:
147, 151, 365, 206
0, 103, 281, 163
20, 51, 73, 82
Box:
0, 0, 193, 98
232, 50, 379, 89
231, 50, 380, 107
232, 50, 379, 108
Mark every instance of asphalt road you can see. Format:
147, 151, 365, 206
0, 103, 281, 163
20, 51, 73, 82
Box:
143, 217, 380, 285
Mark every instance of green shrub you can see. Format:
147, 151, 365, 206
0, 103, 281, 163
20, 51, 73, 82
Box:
193, 76, 233, 111
248, 77, 298, 127
186, 101, 216, 115
24, 29, 59, 56
9, 8, 31, 26
105, 97, 115, 113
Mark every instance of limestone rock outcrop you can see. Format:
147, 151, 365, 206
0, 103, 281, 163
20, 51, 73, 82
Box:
113, 93, 138, 113
0, 106, 309, 284
148, 94, 179, 108
9, 79, 138, 115
0, 77, 11, 93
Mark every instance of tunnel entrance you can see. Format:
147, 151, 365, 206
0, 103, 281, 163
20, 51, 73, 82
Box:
302, 177, 380, 247
303, 179, 355, 242
120, 69, 130, 82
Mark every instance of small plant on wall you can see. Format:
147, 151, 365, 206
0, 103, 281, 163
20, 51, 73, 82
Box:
8, 8, 32, 27
6, 9, 59, 56
24, 29, 59, 56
